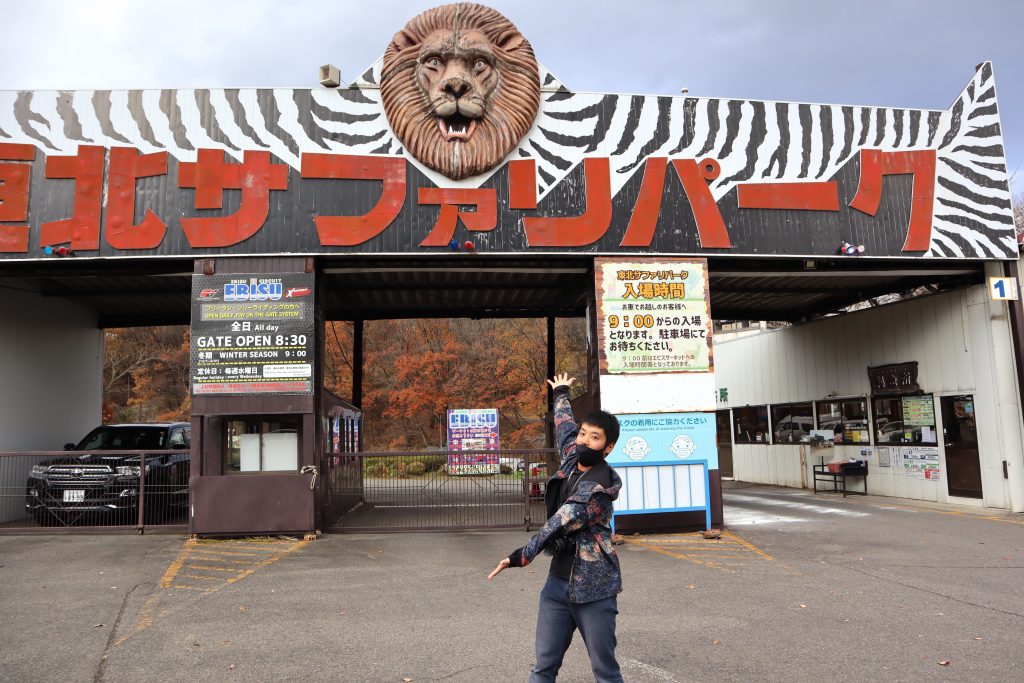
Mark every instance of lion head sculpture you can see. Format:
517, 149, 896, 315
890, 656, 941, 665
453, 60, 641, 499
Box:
380, 3, 541, 180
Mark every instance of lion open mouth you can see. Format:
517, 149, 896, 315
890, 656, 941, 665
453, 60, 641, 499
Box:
438, 114, 477, 141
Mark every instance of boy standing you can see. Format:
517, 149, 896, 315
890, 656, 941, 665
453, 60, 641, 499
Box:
489, 373, 623, 683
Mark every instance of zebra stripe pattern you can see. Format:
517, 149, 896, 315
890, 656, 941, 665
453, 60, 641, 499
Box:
0, 61, 1013, 258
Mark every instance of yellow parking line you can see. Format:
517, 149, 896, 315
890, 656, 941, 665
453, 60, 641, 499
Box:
118, 538, 310, 647
647, 548, 753, 552
623, 540, 728, 570
157, 538, 195, 588
187, 548, 273, 558
224, 543, 307, 584
639, 540, 745, 548
183, 564, 239, 572
722, 530, 774, 561
178, 573, 223, 581
182, 556, 258, 565
621, 529, 773, 570
196, 543, 294, 551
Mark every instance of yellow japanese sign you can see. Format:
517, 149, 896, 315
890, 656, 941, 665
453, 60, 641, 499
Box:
595, 258, 712, 374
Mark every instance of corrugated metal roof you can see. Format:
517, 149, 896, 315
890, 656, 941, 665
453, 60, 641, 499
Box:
0, 257, 984, 326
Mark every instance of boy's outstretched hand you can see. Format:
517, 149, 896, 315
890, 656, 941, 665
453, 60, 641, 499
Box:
488, 558, 510, 580
547, 373, 575, 390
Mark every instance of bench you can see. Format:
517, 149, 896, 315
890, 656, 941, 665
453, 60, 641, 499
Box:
813, 460, 868, 497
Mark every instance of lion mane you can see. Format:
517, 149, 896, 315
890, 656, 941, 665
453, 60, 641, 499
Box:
380, 3, 541, 180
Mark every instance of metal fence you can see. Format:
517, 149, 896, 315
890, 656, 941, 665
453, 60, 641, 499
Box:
0, 451, 190, 533
324, 449, 558, 532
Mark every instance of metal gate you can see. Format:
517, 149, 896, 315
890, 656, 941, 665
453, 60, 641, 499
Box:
322, 449, 557, 532
0, 451, 190, 533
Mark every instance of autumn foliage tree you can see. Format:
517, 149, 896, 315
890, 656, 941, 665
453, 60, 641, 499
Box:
323, 317, 588, 450
103, 326, 190, 422
106, 317, 588, 449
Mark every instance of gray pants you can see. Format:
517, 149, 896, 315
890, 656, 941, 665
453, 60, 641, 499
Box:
530, 575, 623, 683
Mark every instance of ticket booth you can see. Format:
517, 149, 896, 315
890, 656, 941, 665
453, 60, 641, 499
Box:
189, 257, 324, 536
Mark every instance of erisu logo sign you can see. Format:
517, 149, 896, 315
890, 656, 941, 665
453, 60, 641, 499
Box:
224, 278, 283, 302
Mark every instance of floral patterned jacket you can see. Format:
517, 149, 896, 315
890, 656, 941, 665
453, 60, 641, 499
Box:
507, 386, 622, 603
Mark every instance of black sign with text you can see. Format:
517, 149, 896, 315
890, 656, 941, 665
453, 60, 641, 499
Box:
190, 273, 315, 395
868, 362, 920, 396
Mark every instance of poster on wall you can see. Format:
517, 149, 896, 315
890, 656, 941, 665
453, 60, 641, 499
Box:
877, 446, 892, 467
447, 409, 500, 475
900, 447, 941, 480
902, 395, 936, 426
190, 273, 315, 395
595, 258, 712, 375
608, 413, 717, 470
810, 430, 835, 450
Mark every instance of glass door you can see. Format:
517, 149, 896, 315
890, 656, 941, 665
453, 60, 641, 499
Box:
940, 395, 982, 498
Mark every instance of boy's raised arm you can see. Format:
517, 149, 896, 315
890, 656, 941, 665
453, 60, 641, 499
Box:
546, 373, 578, 468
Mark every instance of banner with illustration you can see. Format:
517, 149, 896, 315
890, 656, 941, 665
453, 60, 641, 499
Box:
608, 412, 718, 470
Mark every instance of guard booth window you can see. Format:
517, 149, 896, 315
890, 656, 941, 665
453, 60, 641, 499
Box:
733, 406, 769, 444
225, 416, 301, 473
872, 395, 938, 445
771, 402, 814, 444
815, 398, 869, 444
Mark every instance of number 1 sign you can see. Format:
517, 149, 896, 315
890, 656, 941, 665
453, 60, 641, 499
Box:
989, 277, 1019, 301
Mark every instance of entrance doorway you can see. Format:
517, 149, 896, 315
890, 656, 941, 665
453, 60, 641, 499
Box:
940, 395, 982, 498
716, 409, 733, 478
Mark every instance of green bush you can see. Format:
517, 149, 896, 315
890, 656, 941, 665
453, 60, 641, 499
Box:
407, 461, 427, 476
364, 458, 397, 478
419, 454, 449, 472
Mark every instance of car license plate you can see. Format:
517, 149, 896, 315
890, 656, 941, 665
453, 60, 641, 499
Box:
63, 489, 85, 503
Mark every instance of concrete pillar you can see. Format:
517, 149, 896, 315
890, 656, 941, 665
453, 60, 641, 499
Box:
972, 263, 1024, 511
0, 288, 102, 450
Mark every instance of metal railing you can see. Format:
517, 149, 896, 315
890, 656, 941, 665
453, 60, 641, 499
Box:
324, 449, 557, 532
0, 450, 190, 533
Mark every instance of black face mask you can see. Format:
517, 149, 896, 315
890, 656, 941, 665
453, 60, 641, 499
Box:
575, 444, 605, 467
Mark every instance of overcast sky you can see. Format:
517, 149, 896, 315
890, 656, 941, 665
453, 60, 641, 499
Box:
1, 0, 1021, 194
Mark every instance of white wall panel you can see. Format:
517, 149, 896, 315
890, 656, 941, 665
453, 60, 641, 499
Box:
0, 289, 102, 451
642, 467, 661, 509
602, 373, 717, 413
658, 466, 675, 507
767, 331, 782, 402
715, 285, 1023, 510
673, 466, 691, 506
919, 302, 942, 393
953, 296, 976, 391
0, 290, 102, 524
689, 465, 706, 506
966, 288, 1003, 509
625, 468, 644, 511
616, 464, 707, 513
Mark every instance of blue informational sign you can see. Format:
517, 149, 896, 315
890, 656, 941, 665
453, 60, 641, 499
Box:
608, 412, 717, 530
609, 413, 718, 470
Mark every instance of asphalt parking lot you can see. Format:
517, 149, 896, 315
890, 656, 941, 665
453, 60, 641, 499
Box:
1, 483, 1022, 682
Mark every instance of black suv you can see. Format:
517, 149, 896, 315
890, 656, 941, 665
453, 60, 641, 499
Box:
25, 423, 191, 525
